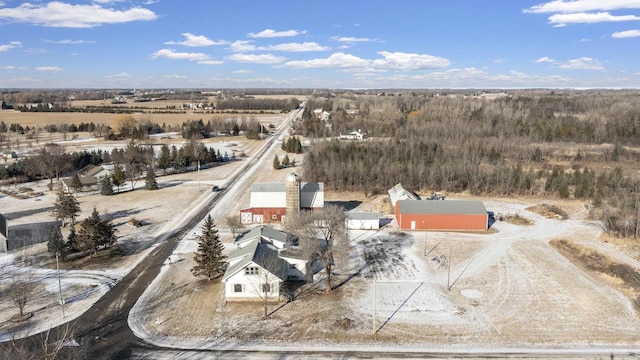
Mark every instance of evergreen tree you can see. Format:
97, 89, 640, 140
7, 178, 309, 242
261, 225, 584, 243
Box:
52, 189, 80, 226
77, 207, 117, 256
111, 163, 125, 193
158, 144, 171, 173
191, 215, 227, 280
145, 166, 158, 190
273, 154, 280, 169
71, 173, 83, 193
47, 227, 65, 256
100, 176, 114, 195
282, 154, 290, 167
67, 226, 79, 252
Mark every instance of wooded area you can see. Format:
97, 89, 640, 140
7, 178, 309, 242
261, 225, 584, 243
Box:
300, 90, 640, 237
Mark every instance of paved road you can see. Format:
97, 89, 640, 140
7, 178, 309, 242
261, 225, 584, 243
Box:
24, 108, 301, 359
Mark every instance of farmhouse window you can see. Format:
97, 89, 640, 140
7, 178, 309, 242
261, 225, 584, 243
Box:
233, 284, 242, 293
262, 283, 270, 293
245, 266, 259, 275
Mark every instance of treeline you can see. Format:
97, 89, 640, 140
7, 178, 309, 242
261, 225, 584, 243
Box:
298, 92, 640, 145
0, 141, 229, 186
214, 98, 300, 112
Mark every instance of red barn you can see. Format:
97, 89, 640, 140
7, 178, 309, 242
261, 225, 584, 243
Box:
395, 200, 488, 231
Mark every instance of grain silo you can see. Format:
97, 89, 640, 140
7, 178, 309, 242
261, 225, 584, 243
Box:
285, 172, 301, 216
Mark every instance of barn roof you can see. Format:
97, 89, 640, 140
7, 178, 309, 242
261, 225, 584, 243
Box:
397, 200, 487, 215
346, 211, 380, 220
251, 182, 324, 193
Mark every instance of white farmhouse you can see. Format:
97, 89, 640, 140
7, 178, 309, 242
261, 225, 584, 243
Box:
222, 226, 309, 302
338, 129, 365, 141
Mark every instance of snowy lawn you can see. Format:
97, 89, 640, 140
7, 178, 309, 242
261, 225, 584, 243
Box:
128, 197, 640, 350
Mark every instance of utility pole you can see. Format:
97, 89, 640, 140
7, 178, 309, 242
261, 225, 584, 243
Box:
373, 276, 376, 339
447, 248, 452, 291
56, 252, 66, 317
197, 160, 200, 191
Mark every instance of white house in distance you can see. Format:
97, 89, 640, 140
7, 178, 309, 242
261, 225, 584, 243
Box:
61, 164, 113, 193
222, 226, 309, 302
338, 129, 365, 141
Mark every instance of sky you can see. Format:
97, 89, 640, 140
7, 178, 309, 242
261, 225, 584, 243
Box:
0, 0, 639, 89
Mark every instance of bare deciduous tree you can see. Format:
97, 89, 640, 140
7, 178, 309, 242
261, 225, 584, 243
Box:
225, 215, 243, 239
287, 204, 348, 294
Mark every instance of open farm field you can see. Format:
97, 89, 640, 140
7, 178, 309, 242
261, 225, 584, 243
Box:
0, 110, 284, 129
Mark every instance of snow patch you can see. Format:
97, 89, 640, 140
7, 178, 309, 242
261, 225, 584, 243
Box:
461, 289, 483, 299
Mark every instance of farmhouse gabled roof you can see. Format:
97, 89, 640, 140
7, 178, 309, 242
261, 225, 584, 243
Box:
236, 226, 293, 246
222, 239, 288, 281
78, 164, 99, 177
397, 200, 487, 215
278, 246, 307, 261
61, 175, 98, 187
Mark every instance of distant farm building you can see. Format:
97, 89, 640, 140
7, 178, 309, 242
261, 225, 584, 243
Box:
395, 200, 488, 231
388, 183, 420, 208
345, 212, 380, 230
240, 173, 324, 224
0, 213, 61, 252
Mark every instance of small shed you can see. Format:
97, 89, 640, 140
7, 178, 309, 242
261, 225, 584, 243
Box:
345, 212, 380, 230
395, 200, 488, 231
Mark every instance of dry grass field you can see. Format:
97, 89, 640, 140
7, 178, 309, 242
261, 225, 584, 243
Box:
0, 109, 285, 129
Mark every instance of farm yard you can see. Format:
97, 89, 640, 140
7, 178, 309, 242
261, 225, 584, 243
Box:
129, 196, 640, 350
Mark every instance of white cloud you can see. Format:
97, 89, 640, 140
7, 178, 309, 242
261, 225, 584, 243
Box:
230, 40, 256, 52
0, 41, 21, 52
165, 33, 226, 47
333, 36, 380, 42
228, 53, 285, 64
260, 42, 330, 52
105, 72, 131, 78
493, 59, 506, 63
248, 29, 306, 38
549, 12, 640, 26
579, 38, 592, 41
557, 57, 605, 70
524, 0, 640, 13
197, 60, 224, 65
283, 53, 370, 69
150, 49, 210, 61
162, 74, 187, 79
36, 66, 63, 71
371, 51, 450, 70
612, 29, 640, 37
232, 70, 253, 74
43, 39, 95, 44
0, 65, 26, 70
535, 56, 555, 63
25, 48, 47, 54
0, 2, 157, 28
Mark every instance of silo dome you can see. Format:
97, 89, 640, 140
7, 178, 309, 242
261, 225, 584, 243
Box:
286, 172, 300, 183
